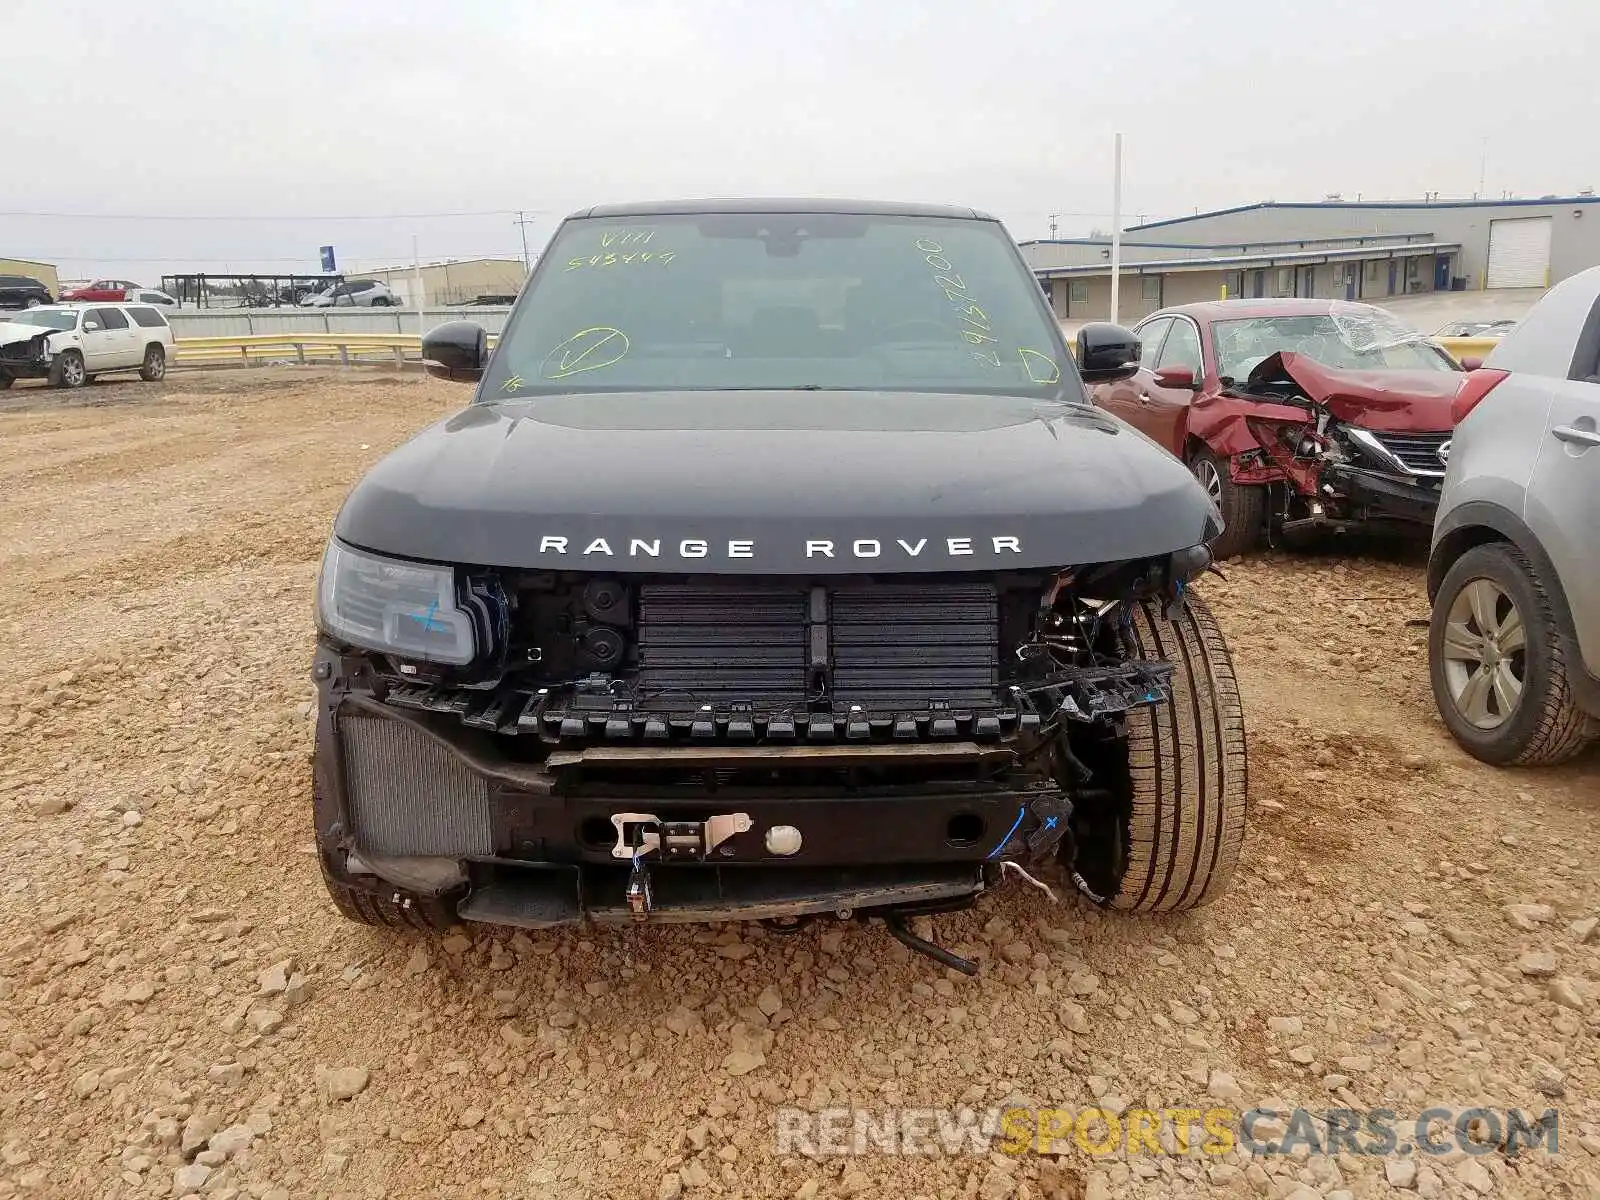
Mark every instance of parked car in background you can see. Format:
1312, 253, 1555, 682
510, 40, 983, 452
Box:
1435, 319, 1518, 339
0, 275, 54, 310
125, 288, 178, 306
0, 303, 173, 389
1088, 298, 1464, 558
60, 279, 144, 303
1427, 266, 1600, 766
301, 279, 397, 307
275, 279, 338, 306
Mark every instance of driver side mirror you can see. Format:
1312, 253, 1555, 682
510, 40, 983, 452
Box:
82, 320, 100, 331
1075, 323, 1140, 382
1458, 355, 1483, 371
1153, 365, 1199, 390
422, 321, 489, 383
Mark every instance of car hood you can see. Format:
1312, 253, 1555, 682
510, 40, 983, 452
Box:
0, 321, 61, 349
334, 390, 1221, 574
1247, 351, 1461, 432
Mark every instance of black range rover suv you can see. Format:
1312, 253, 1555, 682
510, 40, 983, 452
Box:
311, 199, 1249, 966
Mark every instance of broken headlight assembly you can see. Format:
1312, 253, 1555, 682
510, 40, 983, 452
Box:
316, 540, 480, 666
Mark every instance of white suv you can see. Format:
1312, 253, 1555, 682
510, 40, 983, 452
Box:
300, 280, 397, 307
0, 304, 174, 389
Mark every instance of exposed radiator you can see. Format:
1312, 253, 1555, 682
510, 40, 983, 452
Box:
635, 581, 999, 710
340, 715, 493, 856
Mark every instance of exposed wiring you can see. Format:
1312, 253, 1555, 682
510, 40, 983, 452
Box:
1001, 860, 1059, 903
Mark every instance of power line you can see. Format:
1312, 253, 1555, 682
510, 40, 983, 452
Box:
0, 207, 540, 222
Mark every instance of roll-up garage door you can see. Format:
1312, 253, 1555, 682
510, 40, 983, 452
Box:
1485, 216, 1552, 288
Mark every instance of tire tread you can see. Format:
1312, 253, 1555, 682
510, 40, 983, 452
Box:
1110, 594, 1249, 913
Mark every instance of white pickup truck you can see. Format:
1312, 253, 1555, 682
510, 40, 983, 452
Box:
0, 303, 174, 389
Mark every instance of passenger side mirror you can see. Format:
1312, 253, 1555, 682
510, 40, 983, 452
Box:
1458, 355, 1483, 371
422, 321, 489, 383
82, 320, 100, 331
1153, 365, 1199, 390
1075, 323, 1140, 382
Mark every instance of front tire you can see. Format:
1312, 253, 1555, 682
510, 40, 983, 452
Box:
1070, 595, 1249, 912
1429, 543, 1596, 766
139, 344, 166, 382
319, 854, 460, 930
1192, 448, 1265, 560
50, 350, 87, 389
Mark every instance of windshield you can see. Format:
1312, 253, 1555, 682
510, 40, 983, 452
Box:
1213, 310, 1457, 380
3, 310, 75, 331
480, 212, 1075, 399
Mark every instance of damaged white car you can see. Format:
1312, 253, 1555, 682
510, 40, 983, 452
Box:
0, 304, 174, 390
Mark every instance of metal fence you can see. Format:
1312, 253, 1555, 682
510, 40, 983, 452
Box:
164, 306, 512, 340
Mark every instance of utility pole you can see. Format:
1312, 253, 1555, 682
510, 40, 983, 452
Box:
513, 210, 536, 272
1478, 138, 1488, 199
1048, 213, 1060, 239
1110, 133, 1123, 325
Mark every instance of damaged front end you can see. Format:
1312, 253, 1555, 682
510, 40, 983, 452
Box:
1199, 306, 1461, 539
310, 541, 1212, 969
0, 328, 54, 382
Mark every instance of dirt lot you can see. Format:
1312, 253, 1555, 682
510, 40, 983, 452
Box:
2, 369, 1598, 1200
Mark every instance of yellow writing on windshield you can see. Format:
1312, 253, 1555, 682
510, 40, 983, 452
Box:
564, 250, 677, 270
541, 327, 630, 379
1017, 348, 1060, 384
915, 238, 997, 345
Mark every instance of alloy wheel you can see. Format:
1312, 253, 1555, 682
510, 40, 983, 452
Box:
1194, 458, 1223, 505
1440, 577, 1526, 730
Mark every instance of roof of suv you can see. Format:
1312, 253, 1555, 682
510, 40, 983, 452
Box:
572, 198, 995, 220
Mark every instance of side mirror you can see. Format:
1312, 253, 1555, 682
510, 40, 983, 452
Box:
82, 320, 100, 331
1153, 365, 1199, 390
422, 321, 489, 383
1076, 322, 1140, 382
1458, 355, 1483, 371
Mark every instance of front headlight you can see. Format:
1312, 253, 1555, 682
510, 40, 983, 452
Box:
316, 540, 476, 665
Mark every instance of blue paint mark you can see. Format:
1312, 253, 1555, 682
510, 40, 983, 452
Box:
1044, 816, 1058, 831
415, 599, 444, 633
987, 806, 1027, 859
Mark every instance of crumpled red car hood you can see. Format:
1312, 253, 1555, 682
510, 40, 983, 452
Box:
1248, 351, 1461, 433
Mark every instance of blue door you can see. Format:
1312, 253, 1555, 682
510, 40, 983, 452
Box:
1387, 261, 1398, 295
1344, 270, 1357, 301
1434, 255, 1451, 290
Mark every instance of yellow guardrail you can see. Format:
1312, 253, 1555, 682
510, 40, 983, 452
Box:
1435, 336, 1501, 366
172, 332, 498, 368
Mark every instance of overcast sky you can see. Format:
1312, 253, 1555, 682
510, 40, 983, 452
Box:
2, 0, 1596, 283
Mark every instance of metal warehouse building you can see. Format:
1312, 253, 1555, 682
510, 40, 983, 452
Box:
360, 257, 526, 307
1021, 195, 1600, 323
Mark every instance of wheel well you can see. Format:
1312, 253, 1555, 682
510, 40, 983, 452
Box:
145, 341, 164, 355
1182, 435, 1209, 465
1427, 525, 1508, 601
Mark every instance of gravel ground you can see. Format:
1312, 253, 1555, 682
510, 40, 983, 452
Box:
2, 368, 1598, 1200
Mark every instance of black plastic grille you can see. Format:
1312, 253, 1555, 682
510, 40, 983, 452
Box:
831, 583, 999, 707
636, 584, 808, 704
634, 580, 999, 709
1369, 430, 1449, 474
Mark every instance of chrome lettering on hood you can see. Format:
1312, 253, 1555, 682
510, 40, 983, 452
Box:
533, 535, 1024, 561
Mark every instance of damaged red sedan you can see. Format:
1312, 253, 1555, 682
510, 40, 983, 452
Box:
1090, 298, 1463, 558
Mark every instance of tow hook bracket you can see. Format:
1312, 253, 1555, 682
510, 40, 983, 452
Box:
609, 811, 754, 920
608, 811, 753, 861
